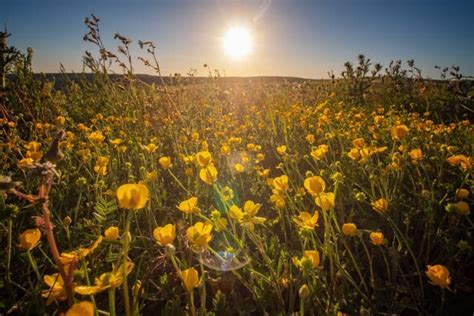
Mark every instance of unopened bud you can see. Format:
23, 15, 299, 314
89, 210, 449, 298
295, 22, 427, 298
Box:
298, 284, 310, 299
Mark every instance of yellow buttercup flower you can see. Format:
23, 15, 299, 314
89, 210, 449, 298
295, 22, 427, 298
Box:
304, 250, 320, 268
159, 156, 172, 169
199, 164, 218, 185
42, 274, 68, 305
153, 224, 176, 246
234, 163, 245, 173
425, 264, 451, 288
144, 143, 158, 153
196, 151, 212, 167
310, 144, 329, 160
66, 301, 94, 316
181, 267, 199, 292
341, 223, 357, 236
187, 222, 213, 250
94, 156, 109, 176
19, 228, 41, 251
304, 176, 326, 196
270, 193, 286, 209
88, 131, 105, 143
272, 175, 289, 193
293, 250, 320, 270
315, 192, 335, 211
454, 201, 470, 215
229, 200, 266, 231
75, 261, 134, 295
447, 154, 471, 170
18, 157, 34, 169
177, 196, 200, 214
409, 148, 423, 162
369, 231, 385, 245
293, 211, 319, 230
456, 188, 469, 200
116, 183, 150, 210
352, 138, 365, 148
276, 145, 287, 155
391, 124, 409, 140
371, 198, 389, 213
104, 226, 119, 240
347, 148, 360, 160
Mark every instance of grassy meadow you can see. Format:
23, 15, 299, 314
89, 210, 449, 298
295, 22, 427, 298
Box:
1, 17, 473, 315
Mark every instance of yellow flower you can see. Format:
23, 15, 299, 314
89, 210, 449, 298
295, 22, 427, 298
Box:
110, 138, 122, 146
144, 143, 158, 153
158, 156, 172, 169
18, 157, 34, 169
234, 163, 245, 173
153, 224, 176, 246
314, 192, 335, 211
348, 148, 360, 160
305, 134, 315, 144
371, 198, 389, 213
187, 222, 213, 250
276, 145, 287, 155
391, 124, 409, 140
199, 164, 218, 185
42, 274, 68, 305
88, 131, 105, 143
104, 226, 119, 240
177, 196, 200, 214
196, 151, 212, 167
220, 144, 230, 156
409, 148, 423, 162
94, 156, 109, 176
55, 116, 66, 125
24, 141, 41, 152
272, 175, 289, 193
456, 188, 469, 200
341, 223, 357, 236
75, 261, 134, 295
66, 301, 94, 316
270, 193, 286, 209
352, 138, 365, 148
293, 250, 320, 270
310, 144, 329, 160
19, 228, 41, 250
447, 154, 472, 171
304, 176, 326, 196
116, 183, 150, 210
425, 264, 451, 288
181, 267, 199, 292
304, 250, 320, 268
293, 211, 319, 230
369, 231, 385, 246
146, 170, 158, 182
60, 236, 103, 265
221, 186, 234, 201
229, 200, 266, 231
454, 201, 470, 215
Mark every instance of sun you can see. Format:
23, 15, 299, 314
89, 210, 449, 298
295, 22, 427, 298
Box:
223, 26, 253, 60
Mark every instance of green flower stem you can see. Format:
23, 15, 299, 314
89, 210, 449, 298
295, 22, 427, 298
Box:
108, 288, 116, 316
25, 249, 42, 283
122, 211, 133, 316
168, 169, 191, 195
198, 254, 206, 315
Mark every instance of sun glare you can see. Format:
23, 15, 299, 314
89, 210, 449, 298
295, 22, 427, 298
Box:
223, 26, 253, 60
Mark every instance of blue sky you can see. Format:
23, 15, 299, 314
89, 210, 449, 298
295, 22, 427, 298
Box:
1, 0, 473, 78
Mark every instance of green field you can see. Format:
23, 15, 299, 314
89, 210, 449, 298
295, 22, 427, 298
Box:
1, 25, 473, 316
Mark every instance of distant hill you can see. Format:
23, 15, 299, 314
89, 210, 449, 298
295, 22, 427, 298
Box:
17, 73, 320, 89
